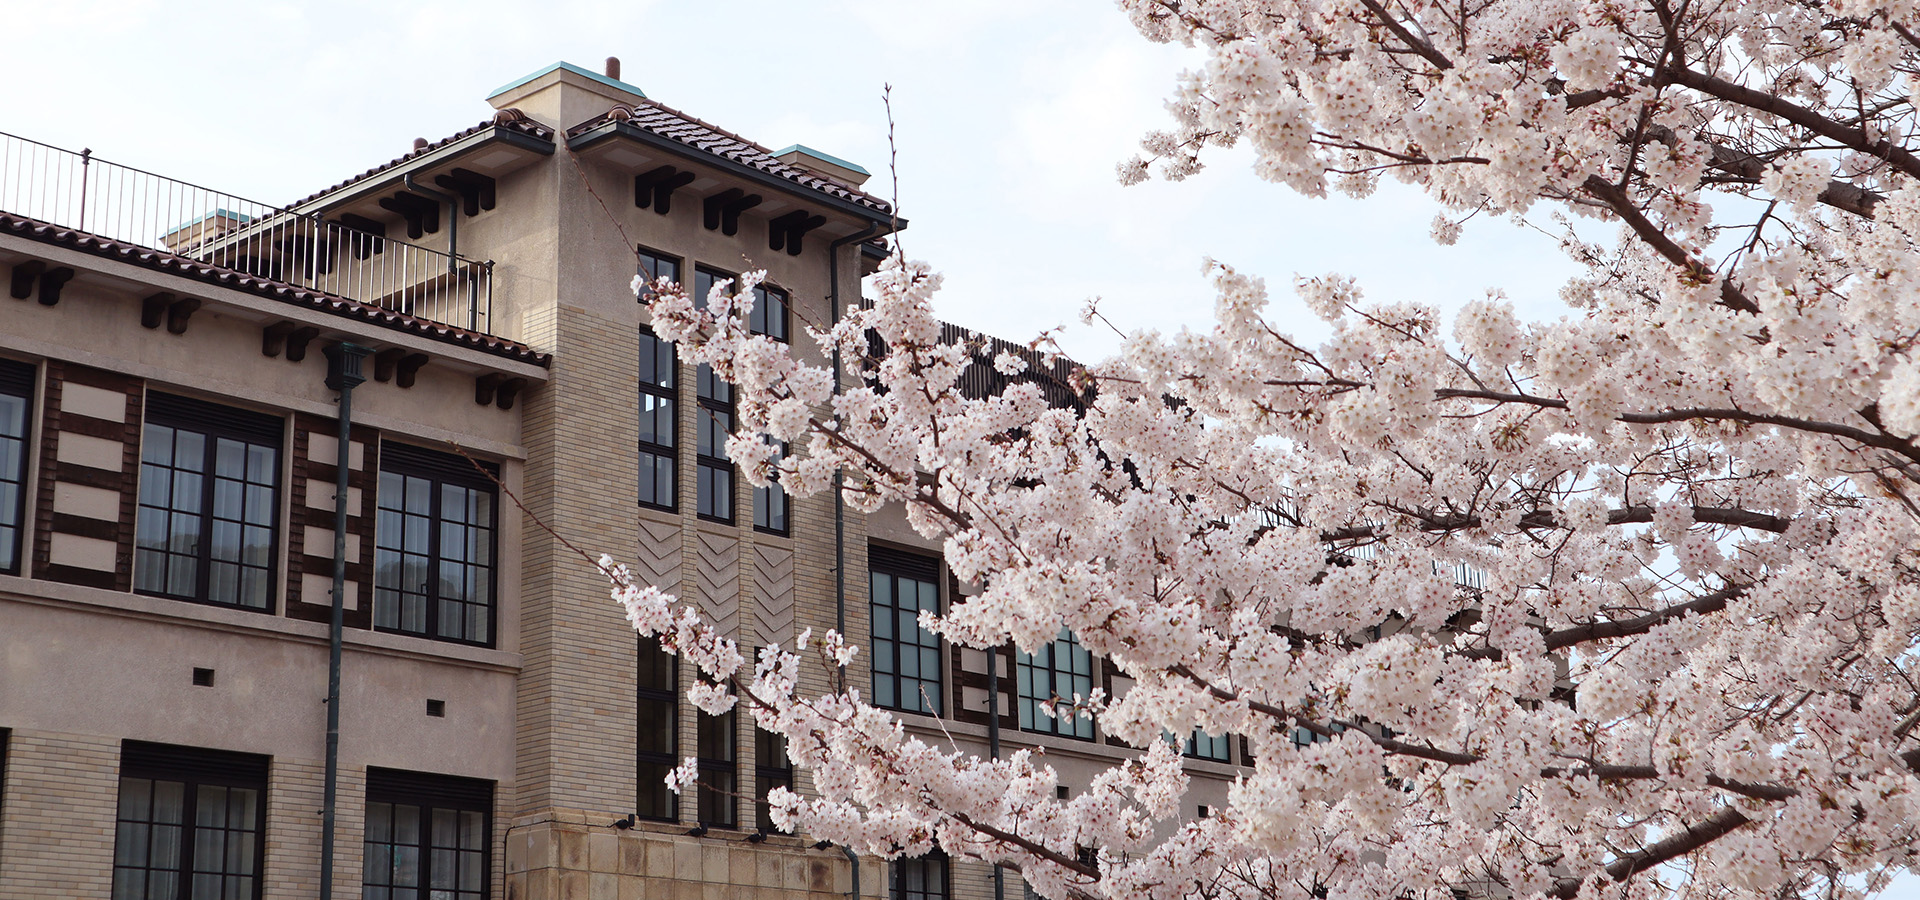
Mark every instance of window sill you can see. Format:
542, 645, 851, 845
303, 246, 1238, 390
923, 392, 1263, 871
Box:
0, 572, 522, 672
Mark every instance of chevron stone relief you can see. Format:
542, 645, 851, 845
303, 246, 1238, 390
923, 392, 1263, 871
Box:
635, 518, 684, 594
752, 544, 795, 651
695, 531, 742, 636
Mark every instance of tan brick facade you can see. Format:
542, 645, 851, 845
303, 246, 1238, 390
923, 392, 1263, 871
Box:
0, 58, 1148, 900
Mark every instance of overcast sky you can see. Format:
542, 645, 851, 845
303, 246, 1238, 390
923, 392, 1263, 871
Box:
5, 0, 1581, 362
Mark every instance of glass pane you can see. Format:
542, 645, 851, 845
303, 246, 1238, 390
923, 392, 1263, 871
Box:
431, 849, 456, 888
154, 781, 185, 824
247, 444, 274, 483
120, 777, 154, 820
115, 822, 150, 867
151, 823, 183, 872
230, 788, 257, 831
213, 479, 242, 520
394, 803, 420, 844
406, 476, 431, 515
366, 802, 392, 843
144, 424, 175, 465
196, 785, 228, 828
215, 439, 245, 479
459, 811, 485, 850
244, 485, 273, 526
174, 431, 205, 469
173, 472, 203, 513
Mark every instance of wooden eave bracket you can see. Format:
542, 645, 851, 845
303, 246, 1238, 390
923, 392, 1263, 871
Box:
474, 374, 527, 410
141, 293, 201, 334
262, 321, 320, 361
9, 261, 75, 304
634, 165, 695, 215
768, 211, 826, 256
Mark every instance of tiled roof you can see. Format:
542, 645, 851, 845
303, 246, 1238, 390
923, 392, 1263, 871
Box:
0, 212, 550, 367
569, 101, 894, 216
286, 110, 555, 209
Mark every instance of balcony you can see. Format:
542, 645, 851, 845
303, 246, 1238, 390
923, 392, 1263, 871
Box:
0, 130, 494, 335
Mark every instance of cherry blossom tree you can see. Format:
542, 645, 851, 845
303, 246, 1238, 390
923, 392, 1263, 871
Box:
609, 1, 1920, 898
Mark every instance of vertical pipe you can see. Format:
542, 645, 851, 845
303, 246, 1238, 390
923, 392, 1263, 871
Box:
988, 645, 1005, 900
320, 342, 370, 900
827, 223, 881, 900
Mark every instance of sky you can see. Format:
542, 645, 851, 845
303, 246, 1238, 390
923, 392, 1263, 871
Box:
2, 0, 1582, 363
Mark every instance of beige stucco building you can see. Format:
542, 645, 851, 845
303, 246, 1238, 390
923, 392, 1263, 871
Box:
0, 60, 1242, 900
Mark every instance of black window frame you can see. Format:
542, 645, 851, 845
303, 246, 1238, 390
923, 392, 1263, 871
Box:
112, 741, 269, 900
373, 442, 499, 648
0, 359, 35, 576
753, 724, 792, 833
696, 699, 738, 828
1184, 729, 1232, 762
636, 636, 679, 823
1016, 629, 1095, 740
869, 546, 944, 716
694, 266, 728, 312
135, 393, 283, 612
363, 767, 493, 900
750, 282, 789, 342
636, 246, 682, 303
695, 362, 735, 524
891, 851, 950, 900
752, 439, 788, 535
638, 327, 678, 512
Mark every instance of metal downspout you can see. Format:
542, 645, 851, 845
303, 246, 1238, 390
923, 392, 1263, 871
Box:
827, 222, 883, 900
988, 649, 1005, 900
319, 342, 369, 900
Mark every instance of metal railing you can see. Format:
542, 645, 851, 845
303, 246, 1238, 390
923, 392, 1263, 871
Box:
0, 130, 492, 333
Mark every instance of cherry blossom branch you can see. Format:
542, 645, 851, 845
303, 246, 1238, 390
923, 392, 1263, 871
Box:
1549, 809, 1755, 898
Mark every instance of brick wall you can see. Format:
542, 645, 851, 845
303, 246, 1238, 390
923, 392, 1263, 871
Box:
0, 730, 119, 900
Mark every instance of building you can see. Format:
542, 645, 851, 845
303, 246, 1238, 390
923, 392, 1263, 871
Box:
0, 60, 1242, 900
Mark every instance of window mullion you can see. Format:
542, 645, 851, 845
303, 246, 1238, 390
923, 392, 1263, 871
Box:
195, 440, 217, 604
425, 479, 442, 640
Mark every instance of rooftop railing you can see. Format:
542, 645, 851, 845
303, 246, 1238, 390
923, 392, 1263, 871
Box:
0, 130, 493, 333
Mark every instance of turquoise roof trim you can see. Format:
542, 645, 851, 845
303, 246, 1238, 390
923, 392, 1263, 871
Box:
772, 143, 869, 177
489, 61, 646, 100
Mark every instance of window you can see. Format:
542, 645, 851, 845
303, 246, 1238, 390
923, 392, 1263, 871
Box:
0, 359, 34, 575
374, 443, 497, 647
694, 267, 726, 311
697, 704, 737, 828
636, 637, 678, 822
638, 329, 677, 511
750, 283, 788, 342
363, 768, 492, 900
870, 547, 942, 715
1290, 721, 1345, 749
112, 741, 268, 900
1017, 629, 1094, 740
753, 726, 792, 833
696, 364, 734, 523
752, 440, 787, 535
891, 852, 949, 900
136, 394, 281, 610
636, 247, 681, 302
1185, 729, 1231, 762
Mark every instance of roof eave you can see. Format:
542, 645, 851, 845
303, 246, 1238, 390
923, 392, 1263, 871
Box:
567, 120, 904, 230
291, 124, 555, 217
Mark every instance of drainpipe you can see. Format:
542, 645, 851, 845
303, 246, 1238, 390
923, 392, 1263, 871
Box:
826, 222, 884, 900
826, 224, 883, 655
988, 647, 1005, 900
319, 342, 370, 900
